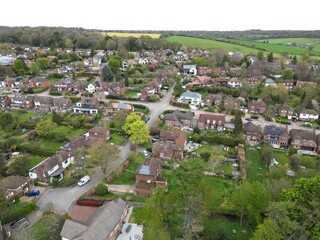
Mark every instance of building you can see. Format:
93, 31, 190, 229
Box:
164, 111, 194, 129
73, 97, 99, 114
178, 91, 202, 106
244, 122, 262, 142
197, 113, 225, 131
274, 104, 294, 119
88, 124, 110, 141
183, 64, 197, 76
0, 176, 31, 200
0, 95, 11, 107
103, 102, 134, 116
298, 109, 319, 121
263, 125, 289, 148
290, 129, 317, 152
248, 100, 267, 114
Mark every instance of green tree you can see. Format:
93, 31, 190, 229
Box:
0, 155, 6, 176
0, 112, 14, 129
292, 55, 297, 65
13, 59, 26, 75
30, 62, 39, 74
0, 191, 7, 215
113, 109, 130, 129
261, 143, 273, 167
108, 58, 121, 73
124, 76, 129, 87
87, 141, 119, 174
90, 48, 94, 57
128, 120, 150, 144
95, 182, 108, 196
37, 58, 49, 70
251, 219, 283, 240
267, 52, 274, 62
35, 119, 57, 139
257, 51, 264, 61
281, 69, 293, 80
101, 64, 114, 82
300, 91, 306, 104
52, 111, 62, 124
229, 181, 271, 226
7, 154, 31, 176
234, 110, 243, 134
122, 113, 141, 133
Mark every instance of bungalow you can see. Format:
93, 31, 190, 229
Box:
298, 109, 319, 121
51, 98, 72, 112
164, 110, 194, 129
178, 91, 202, 106
73, 97, 99, 114
290, 129, 317, 152
152, 130, 187, 161
0, 176, 31, 200
0, 95, 11, 107
10, 95, 34, 109
60, 198, 128, 240
223, 96, 240, 110
88, 124, 110, 141
103, 102, 134, 116
263, 125, 289, 148
197, 113, 225, 131
244, 122, 262, 142
274, 104, 293, 119
227, 78, 242, 88
204, 94, 223, 106
19, 79, 37, 90
34, 77, 51, 88
34, 96, 53, 111
248, 100, 267, 114
29, 151, 74, 183
183, 64, 197, 76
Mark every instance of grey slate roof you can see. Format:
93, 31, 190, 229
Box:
181, 91, 201, 99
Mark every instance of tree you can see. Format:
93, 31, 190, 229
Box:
292, 55, 297, 65
123, 113, 141, 132
124, 76, 129, 87
52, 111, 62, 124
0, 112, 14, 129
300, 91, 306, 104
251, 219, 283, 240
267, 52, 274, 62
261, 143, 273, 167
229, 181, 271, 226
7, 154, 31, 176
13, 59, 26, 75
234, 110, 243, 134
264, 178, 292, 201
0, 191, 7, 215
35, 119, 57, 139
281, 69, 293, 80
113, 109, 130, 129
108, 58, 121, 73
87, 141, 119, 174
0, 155, 6, 176
257, 51, 264, 61
124, 117, 149, 145
90, 48, 94, 57
95, 182, 108, 196
101, 64, 114, 82
30, 61, 39, 74
37, 58, 49, 70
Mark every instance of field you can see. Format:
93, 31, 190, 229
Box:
166, 36, 260, 54
105, 32, 161, 38
245, 148, 268, 182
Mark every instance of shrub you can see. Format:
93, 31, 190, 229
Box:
52, 178, 59, 188
49, 91, 62, 96
76, 199, 103, 207
200, 151, 211, 161
0, 201, 36, 224
95, 183, 109, 196
53, 132, 66, 142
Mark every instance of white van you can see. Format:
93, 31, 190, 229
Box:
78, 175, 90, 186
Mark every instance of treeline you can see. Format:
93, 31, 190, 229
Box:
0, 26, 181, 51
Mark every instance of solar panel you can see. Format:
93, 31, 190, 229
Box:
139, 165, 150, 175
118, 103, 127, 109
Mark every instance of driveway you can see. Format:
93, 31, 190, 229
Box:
117, 206, 144, 240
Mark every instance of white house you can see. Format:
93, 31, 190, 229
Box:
299, 109, 319, 121
183, 65, 197, 76
265, 78, 276, 87
85, 83, 96, 93
178, 91, 202, 106
227, 78, 242, 88
138, 58, 148, 65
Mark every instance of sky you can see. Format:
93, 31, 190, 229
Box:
1, 0, 319, 31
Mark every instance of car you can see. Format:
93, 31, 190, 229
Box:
151, 137, 158, 143
27, 190, 40, 197
78, 175, 90, 186
245, 118, 252, 121
143, 150, 149, 157
146, 147, 152, 152
10, 218, 29, 229
144, 117, 150, 123
125, 224, 132, 233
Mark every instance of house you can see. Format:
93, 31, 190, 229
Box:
298, 109, 319, 121
135, 158, 164, 197
34, 96, 53, 111
88, 124, 110, 141
223, 96, 240, 110
0, 176, 31, 200
149, 78, 164, 93
73, 97, 99, 114
86, 83, 96, 93
19, 79, 37, 90
290, 129, 317, 152
51, 78, 74, 92
316, 134, 320, 154
296, 80, 318, 88
0, 95, 11, 107
204, 94, 223, 106
197, 113, 225, 131
34, 77, 51, 88
104, 82, 126, 96
183, 64, 197, 76
264, 78, 276, 87
263, 125, 289, 148
60, 198, 128, 240
10, 95, 34, 109
198, 66, 212, 76
189, 76, 213, 86
227, 78, 242, 88
152, 130, 187, 161
139, 87, 152, 101
244, 122, 262, 142
51, 98, 72, 112
103, 102, 134, 116
29, 150, 74, 183
178, 91, 202, 106
164, 111, 194, 129
62, 136, 100, 153
248, 100, 267, 114
246, 77, 261, 87
230, 67, 242, 77
280, 80, 294, 91
274, 104, 294, 119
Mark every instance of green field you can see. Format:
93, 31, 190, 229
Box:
166, 36, 260, 54
245, 148, 268, 182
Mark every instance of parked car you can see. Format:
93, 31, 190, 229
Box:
125, 224, 132, 233
245, 118, 252, 122
146, 148, 152, 152
78, 175, 90, 186
10, 218, 29, 229
151, 137, 158, 143
27, 190, 40, 197
143, 150, 149, 157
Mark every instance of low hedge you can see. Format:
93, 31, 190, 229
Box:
170, 100, 190, 109
49, 91, 63, 96
106, 95, 139, 101
76, 199, 103, 207
133, 104, 149, 114
17, 143, 56, 157
1, 201, 36, 224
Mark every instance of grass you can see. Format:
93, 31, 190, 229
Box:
53, 125, 86, 138
110, 162, 139, 185
166, 36, 262, 54
95, 191, 146, 202
109, 133, 125, 145
245, 148, 268, 182
272, 150, 290, 166
18, 111, 36, 123
105, 32, 161, 38
0, 129, 14, 135
28, 155, 45, 169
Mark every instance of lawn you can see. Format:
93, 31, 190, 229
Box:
109, 133, 125, 145
245, 148, 268, 182
272, 150, 290, 165
18, 111, 37, 123
105, 32, 161, 38
53, 125, 86, 138
166, 36, 261, 54
28, 155, 45, 169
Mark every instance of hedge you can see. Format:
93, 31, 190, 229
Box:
193, 86, 240, 97
17, 143, 56, 157
133, 104, 150, 114
170, 100, 190, 109
106, 95, 139, 101
110, 128, 126, 135
1, 201, 36, 224
49, 91, 63, 96
76, 199, 103, 207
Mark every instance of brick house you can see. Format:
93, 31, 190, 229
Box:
296, 80, 318, 88
0, 176, 31, 200
0, 95, 11, 107
103, 102, 134, 116
51, 78, 74, 92
263, 125, 289, 148
164, 111, 194, 129
274, 104, 294, 119
316, 134, 320, 154
34, 77, 51, 88
73, 97, 99, 114
88, 124, 110, 141
10, 95, 35, 109
197, 113, 225, 131
298, 109, 319, 121
244, 122, 262, 142
51, 97, 72, 112
60, 198, 128, 240
248, 100, 267, 114
203, 94, 223, 106
289, 129, 317, 152
223, 96, 240, 110
34, 96, 53, 111
280, 80, 294, 91
104, 82, 126, 96
198, 66, 212, 76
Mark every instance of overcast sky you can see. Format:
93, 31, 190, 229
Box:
1, 0, 319, 31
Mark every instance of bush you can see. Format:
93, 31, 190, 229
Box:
95, 183, 109, 196
52, 178, 59, 188
200, 151, 211, 161
0, 201, 36, 224
53, 132, 66, 142
49, 91, 62, 96
170, 100, 190, 109
76, 199, 103, 207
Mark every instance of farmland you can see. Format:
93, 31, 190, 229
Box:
105, 32, 161, 38
166, 36, 260, 54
